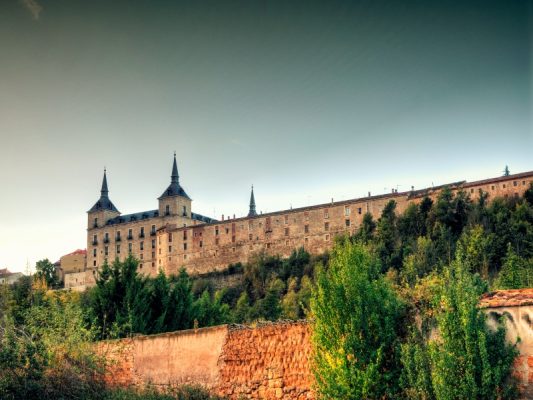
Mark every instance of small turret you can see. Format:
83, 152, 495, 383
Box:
248, 185, 257, 217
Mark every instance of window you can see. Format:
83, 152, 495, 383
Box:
151, 239, 155, 249
232, 235, 236, 243
183, 231, 187, 240
128, 229, 133, 239
232, 247, 236, 252
345, 206, 350, 216
249, 234, 253, 240
152, 252, 155, 259
503, 184, 506, 188
305, 212, 309, 221
215, 238, 219, 245
200, 241, 203, 248
513, 181, 517, 187
358, 207, 362, 215
325, 234, 330, 241
93, 248, 97, 257
184, 243, 187, 250
285, 240, 289, 246
523, 181, 526, 186
140, 241, 144, 251
284, 227, 289, 236
305, 225, 309, 234
92, 234, 97, 245
491, 185, 495, 190
94, 218, 98, 228
225, 228, 229, 234
215, 227, 219, 235
151, 225, 156, 235
140, 254, 143, 260
324, 210, 329, 219
93, 260, 96, 266
159, 248, 161, 254
116, 231, 121, 241
184, 254, 187, 260
140, 227, 145, 238
169, 246, 172, 252
470, 188, 474, 194
139, 263, 143, 268
168, 232, 173, 242
324, 222, 329, 231
104, 232, 109, 243
345, 219, 351, 227
128, 243, 132, 253
165, 205, 170, 215
182, 205, 187, 216
116, 245, 121, 254
284, 215, 289, 224
105, 246, 108, 256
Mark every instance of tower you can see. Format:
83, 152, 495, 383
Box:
87, 169, 120, 230
248, 185, 257, 217
158, 153, 192, 224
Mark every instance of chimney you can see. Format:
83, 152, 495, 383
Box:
368, 191, 371, 197
222, 214, 224, 221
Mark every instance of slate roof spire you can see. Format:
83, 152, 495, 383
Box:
171, 151, 179, 183
88, 168, 119, 213
101, 168, 109, 197
248, 185, 257, 217
159, 153, 191, 199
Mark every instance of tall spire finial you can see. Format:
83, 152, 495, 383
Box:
171, 153, 179, 184
101, 168, 109, 197
248, 185, 257, 217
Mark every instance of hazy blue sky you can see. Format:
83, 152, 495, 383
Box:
1, 0, 531, 272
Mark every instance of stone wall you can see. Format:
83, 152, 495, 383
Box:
99, 290, 533, 399
217, 323, 313, 399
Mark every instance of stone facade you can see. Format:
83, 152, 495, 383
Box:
79, 163, 533, 285
160, 171, 533, 276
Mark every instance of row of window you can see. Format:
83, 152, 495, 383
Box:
92, 226, 157, 245
469, 180, 529, 194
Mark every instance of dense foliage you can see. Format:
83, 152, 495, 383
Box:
311, 241, 405, 399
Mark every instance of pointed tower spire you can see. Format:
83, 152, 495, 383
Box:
88, 168, 119, 213
171, 151, 179, 184
159, 153, 190, 199
101, 168, 109, 197
248, 185, 257, 217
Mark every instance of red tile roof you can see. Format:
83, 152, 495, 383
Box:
479, 289, 533, 308
63, 249, 87, 257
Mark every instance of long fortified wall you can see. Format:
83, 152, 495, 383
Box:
100, 289, 533, 399
159, 172, 533, 275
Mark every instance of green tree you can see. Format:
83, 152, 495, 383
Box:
311, 240, 404, 399
495, 245, 533, 290
355, 212, 376, 243
35, 259, 59, 288
233, 291, 251, 323
376, 200, 401, 271
281, 277, 300, 320
88, 255, 151, 338
401, 257, 518, 399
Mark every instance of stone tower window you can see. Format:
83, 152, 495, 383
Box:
345, 206, 350, 216
94, 218, 98, 228
165, 205, 170, 216
182, 206, 187, 216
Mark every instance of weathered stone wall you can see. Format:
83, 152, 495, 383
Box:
217, 322, 313, 399
99, 291, 533, 399
481, 289, 533, 399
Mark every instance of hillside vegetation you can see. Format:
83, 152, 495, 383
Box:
1, 183, 532, 399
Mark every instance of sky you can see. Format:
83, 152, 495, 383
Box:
0, 0, 531, 273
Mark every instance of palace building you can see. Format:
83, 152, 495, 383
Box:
68, 158, 533, 291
